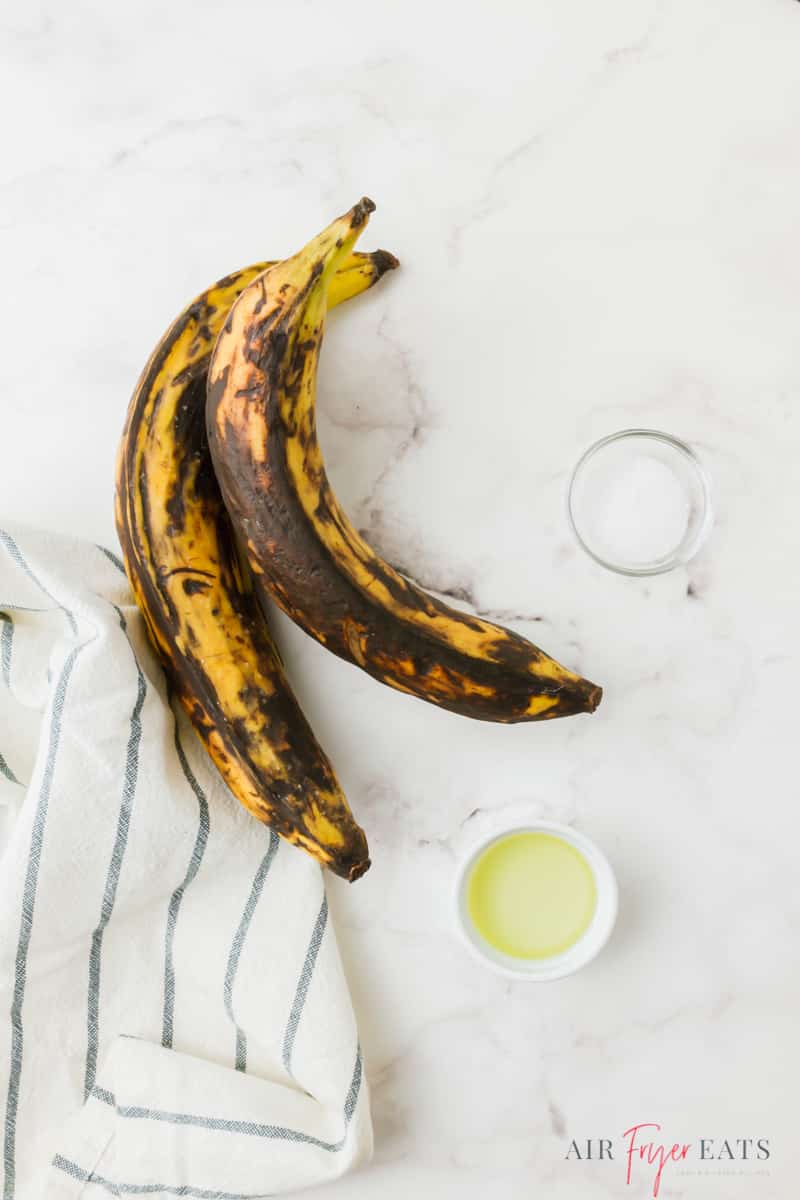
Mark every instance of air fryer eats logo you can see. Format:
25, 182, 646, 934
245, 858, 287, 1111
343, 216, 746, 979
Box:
565, 1124, 770, 1197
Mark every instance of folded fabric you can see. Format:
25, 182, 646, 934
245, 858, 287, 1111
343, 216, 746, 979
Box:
0, 523, 371, 1199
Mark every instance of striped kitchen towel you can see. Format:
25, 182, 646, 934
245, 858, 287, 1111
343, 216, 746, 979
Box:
0, 523, 372, 1199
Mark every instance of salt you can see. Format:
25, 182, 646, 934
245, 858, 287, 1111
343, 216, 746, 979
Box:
585, 454, 689, 566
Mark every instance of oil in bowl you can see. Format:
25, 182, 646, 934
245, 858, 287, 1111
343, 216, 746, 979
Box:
467, 831, 597, 959
456, 822, 617, 981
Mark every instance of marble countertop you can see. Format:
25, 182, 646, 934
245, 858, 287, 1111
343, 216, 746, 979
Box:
2, 2, 798, 1196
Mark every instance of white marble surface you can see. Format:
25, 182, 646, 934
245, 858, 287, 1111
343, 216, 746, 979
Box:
2, 1, 799, 1196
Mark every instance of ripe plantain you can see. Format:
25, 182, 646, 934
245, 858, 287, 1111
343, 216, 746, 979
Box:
207, 199, 602, 723
116, 248, 397, 880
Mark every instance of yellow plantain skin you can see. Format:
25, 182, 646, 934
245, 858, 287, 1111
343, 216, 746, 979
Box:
116, 248, 397, 880
207, 199, 603, 723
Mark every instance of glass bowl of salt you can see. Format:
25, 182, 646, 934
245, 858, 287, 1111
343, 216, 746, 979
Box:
567, 429, 713, 575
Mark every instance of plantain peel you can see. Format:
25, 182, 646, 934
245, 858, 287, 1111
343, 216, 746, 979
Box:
207, 198, 603, 723
116, 248, 397, 880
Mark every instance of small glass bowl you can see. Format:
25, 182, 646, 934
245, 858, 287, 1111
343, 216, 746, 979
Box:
567, 429, 713, 576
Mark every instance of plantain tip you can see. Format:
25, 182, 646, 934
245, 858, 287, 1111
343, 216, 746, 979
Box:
371, 248, 400, 277
351, 197, 376, 228
347, 856, 371, 882
545, 676, 602, 720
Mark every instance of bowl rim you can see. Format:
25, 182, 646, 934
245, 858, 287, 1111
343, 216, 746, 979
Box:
453, 820, 618, 982
566, 427, 714, 576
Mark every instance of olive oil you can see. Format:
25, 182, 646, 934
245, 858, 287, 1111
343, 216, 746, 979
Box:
466, 831, 597, 960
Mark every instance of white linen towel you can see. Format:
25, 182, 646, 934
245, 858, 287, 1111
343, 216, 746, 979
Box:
0, 523, 372, 1199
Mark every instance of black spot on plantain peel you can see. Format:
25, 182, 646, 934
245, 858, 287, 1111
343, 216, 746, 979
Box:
206, 199, 603, 724
115, 248, 396, 880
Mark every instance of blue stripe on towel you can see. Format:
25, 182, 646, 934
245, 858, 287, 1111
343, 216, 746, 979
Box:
3, 646, 82, 1198
1, 528, 89, 1200
162, 714, 210, 1049
343, 1045, 363, 1124
94, 1100, 346, 1150
0, 530, 77, 635
87, 1041, 363, 1151
52, 1155, 277, 1199
84, 604, 147, 1099
0, 749, 21, 786
97, 545, 127, 576
94, 539, 213, 1054
282, 894, 328, 1077
0, 602, 53, 614
1, 610, 13, 687
223, 832, 281, 1072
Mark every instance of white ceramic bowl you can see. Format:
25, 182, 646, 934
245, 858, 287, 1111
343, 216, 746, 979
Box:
454, 820, 618, 982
